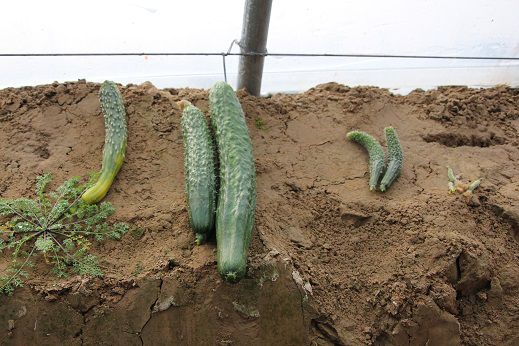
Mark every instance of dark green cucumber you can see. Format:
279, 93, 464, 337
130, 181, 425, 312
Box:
178, 100, 216, 245
346, 130, 385, 191
379, 127, 403, 192
82, 81, 127, 204
209, 81, 256, 283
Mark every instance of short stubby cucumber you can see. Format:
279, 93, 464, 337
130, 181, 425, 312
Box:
178, 100, 216, 245
210, 81, 256, 283
380, 127, 403, 192
82, 81, 127, 204
346, 130, 385, 191
447, 166, 457, 193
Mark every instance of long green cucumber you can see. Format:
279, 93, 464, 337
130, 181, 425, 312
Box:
209, 81, 256, 283
178, 100, 216, 245
380, 127, 403, 192
82, 81, 127, 204
346, 130, 385, 191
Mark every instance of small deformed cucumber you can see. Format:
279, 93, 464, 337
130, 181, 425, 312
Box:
447, 167, 457, 183
380, 127, 403, 192
467, 179, 481, 192
447, 167, 457, 193
346, 130, 385, 191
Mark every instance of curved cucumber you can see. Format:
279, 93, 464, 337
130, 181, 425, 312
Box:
210, 81, 256, 283
380, 127, 403, 192
82, 81, 127, 204
346, 130, 385, 191
178, 100, 216, 245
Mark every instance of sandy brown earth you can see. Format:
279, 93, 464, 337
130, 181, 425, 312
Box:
0, 80, 518, 345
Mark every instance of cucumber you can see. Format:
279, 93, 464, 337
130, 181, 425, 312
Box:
379, 127, 403, 192
178, 100, 216, 245
82, 81, 127, 204
209, 81, 256, 283
447, 167, 457, 193
346, 130, 385, 191
447, 167, 457, 183
467, 179, 481, 192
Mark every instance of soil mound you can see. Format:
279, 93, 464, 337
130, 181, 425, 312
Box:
1, 81, 518, 345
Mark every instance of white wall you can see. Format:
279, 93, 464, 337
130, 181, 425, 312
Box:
1, 0, 518, 94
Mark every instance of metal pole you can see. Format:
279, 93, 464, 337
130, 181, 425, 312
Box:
237, 0, 273, 96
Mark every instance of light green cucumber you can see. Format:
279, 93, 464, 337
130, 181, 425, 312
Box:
178, 100, 216, 245
467, 179, 481, 192
210, 81, 256, 283
81, 81, 127, 204
380, 127, 403, 192
346, 130, 385, 191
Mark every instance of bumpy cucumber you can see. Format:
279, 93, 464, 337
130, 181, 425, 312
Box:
346, 130, 385, 191
210, 81, 256, 283
447, 167, 457, 193
447, 167, 457, 183
380, 127, 403, 192
467, 179, 481, 192
178, 100, 216, 245
82, 81, 127, 204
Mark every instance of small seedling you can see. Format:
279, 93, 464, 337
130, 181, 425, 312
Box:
132, 262, 144, 277
0, 173, 128, 295
254, 117, 267, 130
131, 227, 146, 240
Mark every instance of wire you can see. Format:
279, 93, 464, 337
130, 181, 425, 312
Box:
0, 52, 518, 60
3, 49, 517, 87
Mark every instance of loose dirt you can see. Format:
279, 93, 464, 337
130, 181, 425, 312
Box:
0, 81, 518, 345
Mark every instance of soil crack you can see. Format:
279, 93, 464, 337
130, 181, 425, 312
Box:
138, 278, 163, 346
455, 255, 462, 300
308, 140, 333, 148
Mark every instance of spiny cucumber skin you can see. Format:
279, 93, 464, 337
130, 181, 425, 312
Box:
210, 81, 256, 283
180, 101, 216, 245
346, 130, 385, 191
380, 127, 403, 192
82, 81, 127, 204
